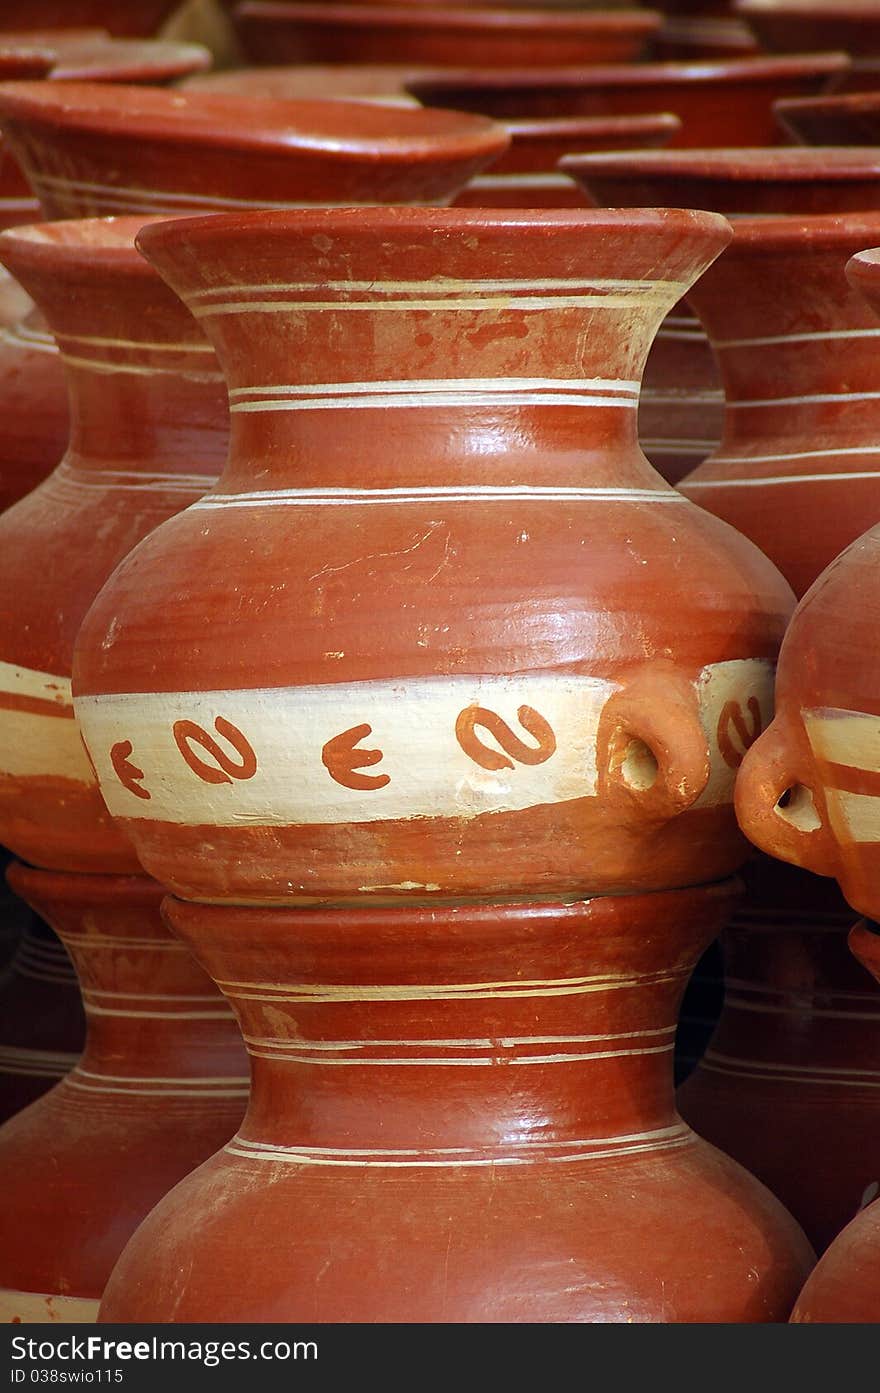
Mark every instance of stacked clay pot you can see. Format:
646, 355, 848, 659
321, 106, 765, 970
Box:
737, 0, 880, 91
737, 245, 880, 1315
777, 88, 880, 146
0, 105, 506, 1324
231, 2, 662, 67
564, 146, 880, 1253
67, 205, 816, 1322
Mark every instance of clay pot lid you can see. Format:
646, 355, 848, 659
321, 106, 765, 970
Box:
506, 112, 682, 143
407, 52, 850, 100
776, 90, 880, 143
562, 146, 880, 212
701, 208, 880, 248
737, 0, 880, 52
233, 2, 663, 39
39, 37, 211, 83
0, 81, 509, 166
0, 213, 173, 282
181, 63, 429, 105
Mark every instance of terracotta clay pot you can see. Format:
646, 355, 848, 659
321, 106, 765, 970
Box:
0, 865, 249, 1325
0, 80, 506, 514
405, 53, 848, 145
97, 883, 815, 1323
0, 883, 83, 1124
232, 2, 662, 68
70, 206, 798, 910
790, 921, 880, 1322
456, 113, 681, 207
0, 31, 212, 84
777, 89, 880, 145
737, 0, 880, 91
0, 3, 182, 39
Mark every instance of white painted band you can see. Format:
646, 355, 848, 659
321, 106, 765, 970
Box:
729, 390, 880, 408
219, 968, 679, 1005
192, 485, 684, 509
684, 468, 880, 487
0, 1289, 98, 1323
230, 391, 638, 414
467, 172, 574, 191
228, 375, 639, 399
717, 327, 880, 348
187, 277, 687, 301
75, 659, 773, 828
0, 1046, 79, 1077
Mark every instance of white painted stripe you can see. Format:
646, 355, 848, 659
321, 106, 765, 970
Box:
230, 391, 638, 414
729, 390, 880, 408
28, 172, 431, 212
0, 659, 71, 706
52, 468, 215, 494
232, 1123, 687, 1157
702, 1052, 880, 1088
187, 277, 685, 301
467, 172, 574, 191
75, 659, 770, 828
245, 1043, 673, 1065
73, 1067, 248, 1085
57, 332, 214, 354
83, 989, 224, 1002
229, 376, 639, 399
706, 445, 880, 464
59, 351, 223, 383
83, 1005, 234, 1019
219, 971, 678, 1004
826, 789, 880, 844
226, 1129, 692, 1168
58, 934, 184, 949
803, 707, 880, 773
0, 323, 57, 354
0, 1289, 99, 1323
725, 996, 880, 1021
65, 1076, 248, 1098
242, 1027, 673, 1050
192, 485, 683, 509
195, 293, 677, 316
717, 327, 880, 348
0, 709, 94, 785
0, 1046, 79, 1077
684, 469, 880, 488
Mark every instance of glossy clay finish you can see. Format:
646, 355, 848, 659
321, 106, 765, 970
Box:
233, 2, 662, 68
99, 886, 814, 1324
456, 113, 681, 208
0, 81, 506, 513
0, 216, 230, 873
0, 866, 248, 1325
406, 54, 849, 146
791, 922, 880, 1322
71, 207, 797, 908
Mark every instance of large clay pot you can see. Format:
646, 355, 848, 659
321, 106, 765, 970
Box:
791, 921, 880, 1322
564, 149, 880, 488
0, 80, 506, 513
71, 206, 796, 909
406, 53, 848, 145
0, 3, 182, 39
456, 113, 681, 207
777, 89, 880, 144
737, 0, 880, 91
0, 865, 249, 1325
96, 884, 814, 1323
232, 2, 661, 68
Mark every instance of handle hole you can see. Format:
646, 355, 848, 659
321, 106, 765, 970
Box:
775, 784, 821, 833
620, 737, 659, 792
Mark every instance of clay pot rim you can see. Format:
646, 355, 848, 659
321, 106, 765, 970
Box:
561, 146, 880, 182
0, 214, 174, 282
405, 51, 850, 95
6, 861, 164, 909
135, 202, 733, 255
738, 0, 880, 20
847, 244, 880, 290
718, 211, 880, 247
0, 80, 508, 160
777, 90, 880, 120
504, 112, 682, 140
0, 49, 55, 79
10, 38, 213, 83
234, 1, 663, 38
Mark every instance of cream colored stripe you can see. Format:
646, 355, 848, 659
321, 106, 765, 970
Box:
685, 469, 880, 487
730, 391, 880, 408
0, 659, 71, 705
234, 1123, 687, 1158
467, 172, 574, 191
83, 989, 223, 1002
66, 1075, 248, 1098
226, 1130, 692, 1168
0, 323, 56, 354
193, 486, 682, 508
0, 1046, 79, 1076
195, 293, 677, 316
54, 469, 215, 493
803, 707, 880, 772
28, 172, 430, 212
73, 1066, 247, 1085
701, 1057, 880, 1089
246, 1043, 673, 1065
827, 789, 880, 844
243, 1027, 673, 1050
725, 996, 880, 1021
83, 1005, 233, 1019
188, 277, 684, 300
229, 376, 639, 399
220, 971, 674, 1004
717, 328, 880, 348
60, 351, 223, 382
0, 1289, 98, 1323
58, 331, 213, 354
231, 391, 639, 413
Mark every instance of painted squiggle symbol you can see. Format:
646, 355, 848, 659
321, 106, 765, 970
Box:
173, 717, 258, 785
717, 697, 763, 771
322, 723, 390, 791
455, 704, 557, 772
110, 740, 151, 800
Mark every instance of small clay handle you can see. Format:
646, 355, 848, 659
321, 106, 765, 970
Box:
735, 718, 838, 878
599, 666, 711, 822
